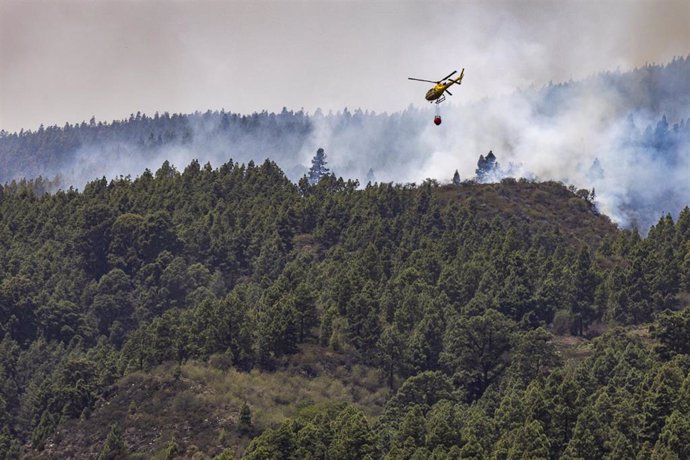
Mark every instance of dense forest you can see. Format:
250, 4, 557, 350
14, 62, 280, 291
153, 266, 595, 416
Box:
0, 157, 689, 458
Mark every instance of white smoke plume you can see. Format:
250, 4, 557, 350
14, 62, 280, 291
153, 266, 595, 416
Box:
7, 60, 690, 232
293, 63, 690, 230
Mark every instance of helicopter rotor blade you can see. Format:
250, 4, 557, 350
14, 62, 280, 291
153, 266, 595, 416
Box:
440, 70, 457, 81
408, 77, 440, 84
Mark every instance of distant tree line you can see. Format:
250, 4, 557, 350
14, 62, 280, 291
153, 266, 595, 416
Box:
1, 56, 689, 189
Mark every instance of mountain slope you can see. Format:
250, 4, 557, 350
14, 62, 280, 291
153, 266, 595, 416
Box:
0, 159, 687, 459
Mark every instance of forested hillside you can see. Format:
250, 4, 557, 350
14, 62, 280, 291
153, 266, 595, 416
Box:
1, 56, 689, 231
1, 159, 689, 458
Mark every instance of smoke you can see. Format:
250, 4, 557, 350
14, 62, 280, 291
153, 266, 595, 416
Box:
10, 59, 690, 233
52, 110, 312, 187
3, 1, 689, 133
294, 61, 690, 230
440, 68, 690, 230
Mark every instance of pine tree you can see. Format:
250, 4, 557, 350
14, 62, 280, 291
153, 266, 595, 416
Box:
440, 309, 515, 399
295, 422, 329, 459
562, 404, 605, 459
163, 435, 179, 460
308, 148, 330, 185
293, 282, 317, 343
570, 247, 597, 335
588, 158, 604, 181
214, 448, 236, 460
650, 308, 690, 357
97, 423, 127, 460
328, 406, 376, 460
395, 406, 426, 448
459, 407, 493, 458
496, 420, 551, 460
641, 363, 684, 444
377, 325, 405, 389
475, 150, 499, 182
452, 170, 461, 186
238, 402, 253, 434
0, 426, 20, 460
424, 400, 460, 448
366, 168, 376, 184
652, 409, 690, 458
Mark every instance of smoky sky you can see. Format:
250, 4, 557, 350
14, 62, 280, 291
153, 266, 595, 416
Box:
1, 0, 689, 133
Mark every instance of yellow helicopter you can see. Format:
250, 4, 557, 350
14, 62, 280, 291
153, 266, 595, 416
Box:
408, 68, 465, 105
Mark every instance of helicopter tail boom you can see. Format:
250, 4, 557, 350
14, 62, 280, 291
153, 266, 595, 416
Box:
445, 68, 465, 88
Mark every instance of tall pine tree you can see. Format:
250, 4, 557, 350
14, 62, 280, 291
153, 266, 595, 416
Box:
308, 148, 330, 185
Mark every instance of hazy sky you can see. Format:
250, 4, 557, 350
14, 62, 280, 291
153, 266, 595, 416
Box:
1, 0, 689, 133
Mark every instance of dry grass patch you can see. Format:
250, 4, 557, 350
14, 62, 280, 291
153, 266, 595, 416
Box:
41, 347, 390, 459
551, 334, 592, 364
184, 358, 387, 429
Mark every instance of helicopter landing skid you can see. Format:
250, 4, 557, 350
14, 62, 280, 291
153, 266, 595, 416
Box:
435, 95, 446, 104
